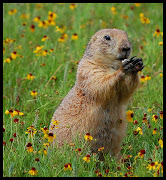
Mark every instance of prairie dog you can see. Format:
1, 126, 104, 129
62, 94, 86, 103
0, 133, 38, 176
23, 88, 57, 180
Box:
49, 29, 144, 159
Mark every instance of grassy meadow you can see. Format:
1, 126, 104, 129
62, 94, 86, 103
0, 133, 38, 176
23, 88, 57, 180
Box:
3, 3, 163, 177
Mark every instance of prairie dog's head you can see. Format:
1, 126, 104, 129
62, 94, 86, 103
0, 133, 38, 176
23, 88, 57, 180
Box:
85, 29, 132, 63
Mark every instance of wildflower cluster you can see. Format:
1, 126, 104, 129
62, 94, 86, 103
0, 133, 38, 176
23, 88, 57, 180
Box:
139, 13, 150, 24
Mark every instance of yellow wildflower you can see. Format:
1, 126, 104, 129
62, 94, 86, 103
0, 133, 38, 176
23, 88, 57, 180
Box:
71, 33, 78, 40
69, 3, 77, 10
8, 9, 17, 15
135, 3, 140, 7
83, 154, 91, 162
84, 133, 93, 141
28, 167, 38, 176
31, 91, 38, 98
158, 139, 163, 148
41, 35, 49, 41
110, 6, 117, 15
27, 74, 35, 80
64, 163, 72, 171
4, 58, 11, 63
126, 110, 134, 122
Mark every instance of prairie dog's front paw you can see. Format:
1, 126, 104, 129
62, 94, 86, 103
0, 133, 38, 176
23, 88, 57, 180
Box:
122, 56, 144, 73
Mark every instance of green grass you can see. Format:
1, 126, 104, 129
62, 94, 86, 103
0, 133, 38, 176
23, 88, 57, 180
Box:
3, 3, 163, 177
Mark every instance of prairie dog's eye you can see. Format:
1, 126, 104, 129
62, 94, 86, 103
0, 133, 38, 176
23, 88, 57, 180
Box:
104, 35, 111, 40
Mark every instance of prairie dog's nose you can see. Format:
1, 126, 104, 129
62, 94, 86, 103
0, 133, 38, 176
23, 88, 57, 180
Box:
122, 46, 131, 52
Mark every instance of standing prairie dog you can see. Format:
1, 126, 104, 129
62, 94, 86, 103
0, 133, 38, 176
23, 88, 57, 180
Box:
49, 28, 144, 159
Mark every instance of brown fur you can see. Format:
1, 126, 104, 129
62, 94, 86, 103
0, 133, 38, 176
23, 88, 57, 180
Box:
49, 29, 140, 159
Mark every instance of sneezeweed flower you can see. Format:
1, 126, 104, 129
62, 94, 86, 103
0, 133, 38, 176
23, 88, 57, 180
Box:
26, 143, 33, 153
5, 109, 22, 118
133, 120, 138, 125
140, 76, 146, 82
158, 139, 163, 148
31, 91, 38, 98
98, 147, 104, 151
69, 3, 77, 10
33, 16, 41, 23
28, 167, 38, 176
8, 9, 17, 15
47, 133, 56, 143
64, 163, 72, 171
140, 14, 150, 24
50, 48, 54, 52
33, 45, 44, 54
43, 142, 50, 148
41, 126, 49, 134
4, 58, 11, 63
27, 73, 35, 80
71, 33, 78, 40
4, 38, 16, 44
152, 128, 157, 134
75, 148, 82, 154
145, 75, 151, 81
159, 42, 163, 45
22, 22, 27, 26
97, 172, 103, 177
159, 111, 163, 119
70, 143, 75, 146
30, 24, 35, 32
142, 117, 148, 124
148, 108, 152, 112
58, 33, 69, 42
83, 154, 91, 162
10, 138, 14, 143
38, 49, 49, 56
47, 19, 56, 26
41, 35, 49, 41
41, 63, 46, 66
126, 110, 134, 122
84, 133, 93, 141
55, 25, 66, 33
135, 3, 140, 7
41, 127, 49, 139
159, 73, 163, 78
25, 126, 37, 137
35, 158, 40, 162
147, 161, 159, 170
52, 119, 60, 126
138, 149, 145, 158
136, 127, 143, 135
3, 141, 6, 146
127, 166, 132, 170
125, 155, 132, 159
48, 11, 57, 21
38, 20, 48, 28
51, 76, 57, 81
152, 115, 158, 123
153, 29, 163, 37
58, 36, 65, 42
11, 51, 18, 60
43, 149, 47, 156
110, 7, 117, 15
